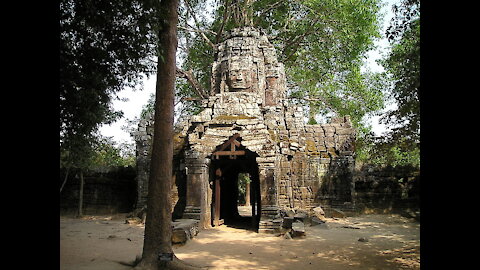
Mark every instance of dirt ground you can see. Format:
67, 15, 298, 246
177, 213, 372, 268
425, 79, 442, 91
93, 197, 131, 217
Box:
60, 209, 420, 270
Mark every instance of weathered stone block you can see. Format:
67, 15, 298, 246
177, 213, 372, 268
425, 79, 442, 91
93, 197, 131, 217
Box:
336, 128, 355, 135
291, 221, 306, 238
135, 27, 357, 227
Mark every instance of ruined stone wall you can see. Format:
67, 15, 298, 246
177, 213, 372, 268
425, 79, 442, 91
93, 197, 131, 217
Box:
188, 92, 272, 156
183, 90, 357, 213
59, 167, 137, 215
133, 113, 184, 213
184, 92, 279, 219
353, 164, 420, 214
271, 110, 356, 215
133, 27, 358, 226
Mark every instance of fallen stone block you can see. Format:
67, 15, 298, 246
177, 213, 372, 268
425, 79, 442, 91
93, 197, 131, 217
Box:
313, 206, 327, 222
358, 237, 369, 242
311, 216, 327, 226
342, 225, 360, 230
293, 211, 308, 222
284, 232, 292, 239
171, 219, 199, 244
324, 207, 347, 218
284, 209, 295, 218
282, 216, 294, 229
291, 221, 306, 238
311, 221, 329, 230
172, 228, 189, 244
125, 217, 142, 225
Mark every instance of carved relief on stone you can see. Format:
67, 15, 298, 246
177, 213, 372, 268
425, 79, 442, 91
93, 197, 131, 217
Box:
225, 60, 256, 92
211, 27, 286, 107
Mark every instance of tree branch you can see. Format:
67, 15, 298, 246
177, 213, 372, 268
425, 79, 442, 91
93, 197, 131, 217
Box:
175, 67, 207, 99
184, 0, 217, 50
254, 0, 284, 24
215, 0, 230, 43
178, 25, 217, 36
287, 95, 336, 113
283, 18, 321, 62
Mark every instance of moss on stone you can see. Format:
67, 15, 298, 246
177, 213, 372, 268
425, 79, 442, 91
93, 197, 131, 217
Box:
268, 130, 280, 143
173, 132, 186, 154
306, 140, 317, 152
214, 115, 257, 121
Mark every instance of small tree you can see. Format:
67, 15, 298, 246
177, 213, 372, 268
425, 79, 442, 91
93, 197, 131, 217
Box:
60, 133, 96, 217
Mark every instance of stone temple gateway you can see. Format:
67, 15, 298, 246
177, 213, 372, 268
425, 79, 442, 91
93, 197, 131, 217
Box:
134, 27, 356, 233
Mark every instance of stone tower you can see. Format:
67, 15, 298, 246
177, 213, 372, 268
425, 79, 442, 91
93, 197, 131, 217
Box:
210, 27, 286, 107
134, 27, 356, 233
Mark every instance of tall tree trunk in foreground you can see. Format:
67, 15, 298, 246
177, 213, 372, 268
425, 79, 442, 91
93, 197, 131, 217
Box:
135, 0, 202, 269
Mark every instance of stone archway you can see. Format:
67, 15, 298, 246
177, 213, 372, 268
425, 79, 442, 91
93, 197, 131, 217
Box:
210, 134, 261, 230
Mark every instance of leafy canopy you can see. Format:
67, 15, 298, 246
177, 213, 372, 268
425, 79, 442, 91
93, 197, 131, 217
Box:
60, 0, 160, 168
380, 0, 420, 145
357, 0, 420, 168
175, 0, 385, 129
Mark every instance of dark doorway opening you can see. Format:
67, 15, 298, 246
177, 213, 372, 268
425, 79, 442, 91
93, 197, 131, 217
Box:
210, 134, 261, 231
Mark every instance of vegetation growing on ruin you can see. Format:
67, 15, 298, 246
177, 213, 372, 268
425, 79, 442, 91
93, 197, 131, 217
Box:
177, 0, 385, 128
130, 0, 420, 168
213, 115, 257, 121
60, 0, 421, 181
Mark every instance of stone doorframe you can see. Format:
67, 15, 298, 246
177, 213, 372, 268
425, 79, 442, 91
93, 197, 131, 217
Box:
182, 135, 280, 232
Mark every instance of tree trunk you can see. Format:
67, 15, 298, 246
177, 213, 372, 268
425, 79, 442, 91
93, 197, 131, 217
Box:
60, 167, 70, 193
78, 170, 84, 217
135, 0, 202, 269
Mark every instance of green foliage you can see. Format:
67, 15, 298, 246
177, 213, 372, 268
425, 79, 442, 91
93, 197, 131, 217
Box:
132, 0, 419, 170
90, 136, 136, 170
60, 133, 97, 170
385, 0, 419, 43
237, 173, 251, 204
357, 134, 420, 168
357, 0, 420, 169
60, 0, 160, 169
278, 0, 384, 132
140, 93, 157, 120
176, 0, 384, 130
376, 0, 420, 164
60, 134, 135, 172
380, 17, 420, 144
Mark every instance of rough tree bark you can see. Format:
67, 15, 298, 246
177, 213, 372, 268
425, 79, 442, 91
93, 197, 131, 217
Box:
134, 0, 203, 269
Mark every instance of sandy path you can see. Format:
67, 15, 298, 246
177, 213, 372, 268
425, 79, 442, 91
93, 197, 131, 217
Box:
60, 213, 419, 270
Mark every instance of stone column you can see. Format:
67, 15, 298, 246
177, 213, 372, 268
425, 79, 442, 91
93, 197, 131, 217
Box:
245, 182, 250, 206
259, 165, 277, 208
133, 116, 153, 211
183, 150, 212, 229
258, 162, 280, 233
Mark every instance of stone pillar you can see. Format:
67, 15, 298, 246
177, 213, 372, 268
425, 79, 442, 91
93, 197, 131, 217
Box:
133, 114, 154, 211
258, 162, 280, 233
183, 151, 212, 229
259, 166, 277, 208
245, 182, 250, 206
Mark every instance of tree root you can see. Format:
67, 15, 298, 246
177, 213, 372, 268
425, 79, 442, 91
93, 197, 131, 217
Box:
133, 255, 207, 270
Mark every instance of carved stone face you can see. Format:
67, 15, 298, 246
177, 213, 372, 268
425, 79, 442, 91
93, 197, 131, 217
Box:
226, 64, 252, 91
